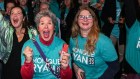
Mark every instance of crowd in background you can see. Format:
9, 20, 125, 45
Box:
0, 0, 140, 79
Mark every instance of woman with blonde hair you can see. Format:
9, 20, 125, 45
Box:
69, 5, 119, 79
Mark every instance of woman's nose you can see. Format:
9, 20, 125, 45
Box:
83, 18, 88, 21
44, 25, 48, 28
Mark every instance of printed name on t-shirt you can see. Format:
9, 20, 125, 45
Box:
33, 57, 60, 73
72, 48, 95, 65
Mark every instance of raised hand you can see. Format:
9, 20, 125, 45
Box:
23, 46, 33, 63
60, 51, 70, 69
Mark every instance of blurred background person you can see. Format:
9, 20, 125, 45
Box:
4, 1, 16, 21
60, 0, 74, 44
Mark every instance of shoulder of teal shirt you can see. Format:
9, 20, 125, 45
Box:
97, 33, 118, 61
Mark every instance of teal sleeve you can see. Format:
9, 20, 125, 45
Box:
21, 41, 30, 65
100, 36, 118, 61
68, 48, 72, 68
21, 42, 27, 65
69, 37, 75, 62
69, 38, 73, 54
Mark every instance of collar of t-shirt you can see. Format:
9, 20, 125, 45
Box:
39, 35, 54, 46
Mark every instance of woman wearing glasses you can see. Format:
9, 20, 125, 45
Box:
69, 6, 119, 79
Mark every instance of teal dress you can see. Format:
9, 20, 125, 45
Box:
125, 19, 140, 74
69, 33, 118, 79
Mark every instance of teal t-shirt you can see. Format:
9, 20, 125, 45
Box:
125, 19, 140, 74
21, 35, 71, 79
69, 33, 118, 79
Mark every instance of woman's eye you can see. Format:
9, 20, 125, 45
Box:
48, 22, 52, 25
40, 22, 44, 25
17, 12, 21, 15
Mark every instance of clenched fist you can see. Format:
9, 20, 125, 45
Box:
60, 51, 70, 69
23, 46, 33, 63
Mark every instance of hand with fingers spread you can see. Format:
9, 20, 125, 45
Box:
60, 51, 70, 69
23, 46, 33, 63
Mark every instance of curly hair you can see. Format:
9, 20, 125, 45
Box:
35, 10, 57, 28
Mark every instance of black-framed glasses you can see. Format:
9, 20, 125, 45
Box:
78, 15, 93, 20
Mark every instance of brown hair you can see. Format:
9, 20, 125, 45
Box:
71, 5, 100, 54
10, 6, 29, 34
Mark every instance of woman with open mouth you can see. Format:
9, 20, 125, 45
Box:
0, 6, 37, 79
20, 10, 72, 79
